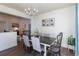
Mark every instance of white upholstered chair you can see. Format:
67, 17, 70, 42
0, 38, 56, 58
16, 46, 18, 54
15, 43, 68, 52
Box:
23, 35, 30, 48
31, 36, 44, 55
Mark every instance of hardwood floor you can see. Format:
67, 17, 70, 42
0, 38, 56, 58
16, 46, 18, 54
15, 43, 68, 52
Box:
0, 41, 74, 56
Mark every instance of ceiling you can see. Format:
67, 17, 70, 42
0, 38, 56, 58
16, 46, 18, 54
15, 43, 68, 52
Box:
0, 3, 75, 14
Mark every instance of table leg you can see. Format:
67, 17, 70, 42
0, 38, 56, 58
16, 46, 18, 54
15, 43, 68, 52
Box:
44, 44, 47, 56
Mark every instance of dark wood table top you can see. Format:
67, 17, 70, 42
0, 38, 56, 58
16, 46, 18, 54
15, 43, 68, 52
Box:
40, 36, 56, 45
30, 34, 56, 45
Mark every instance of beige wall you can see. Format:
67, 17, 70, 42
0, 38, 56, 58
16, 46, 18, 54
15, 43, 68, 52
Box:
0, 13, 30, 32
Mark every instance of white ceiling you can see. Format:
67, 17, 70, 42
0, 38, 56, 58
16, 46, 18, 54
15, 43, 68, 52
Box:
1, 3, 75, 14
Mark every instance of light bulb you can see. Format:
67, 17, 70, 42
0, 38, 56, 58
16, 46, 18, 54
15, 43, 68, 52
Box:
26, 11, 29, 14
33, 8, 36, 11
36, 10, 38, 12
25, 9, 27, 11
28, 8, 30, 10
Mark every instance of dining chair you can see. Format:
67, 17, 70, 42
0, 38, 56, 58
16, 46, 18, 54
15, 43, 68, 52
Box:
23, 35, 31, 52
23, 35, 30, 47
48, 32, 63, 56
31, 36, 44, 55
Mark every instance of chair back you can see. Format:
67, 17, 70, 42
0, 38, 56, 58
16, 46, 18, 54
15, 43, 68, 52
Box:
31, 36, 41, 52
49, 32, 63, 56
57, 32, 63, 47
23, 35, 30, 47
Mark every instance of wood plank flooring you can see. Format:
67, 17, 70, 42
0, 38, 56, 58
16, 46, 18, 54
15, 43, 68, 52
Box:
0, 41, 74, 56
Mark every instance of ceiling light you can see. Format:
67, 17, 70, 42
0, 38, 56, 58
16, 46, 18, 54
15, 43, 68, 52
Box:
25, 8, 38, 16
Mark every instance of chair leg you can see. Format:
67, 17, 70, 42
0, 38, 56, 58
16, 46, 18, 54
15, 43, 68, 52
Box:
59, 52, 61, 56
31, 50, 36, 55
41, 51, 44, 56
39, 52, 42, 56
52, 52, 60, 56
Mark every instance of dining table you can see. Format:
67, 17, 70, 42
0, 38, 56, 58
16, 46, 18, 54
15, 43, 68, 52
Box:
30, 35, 56, 56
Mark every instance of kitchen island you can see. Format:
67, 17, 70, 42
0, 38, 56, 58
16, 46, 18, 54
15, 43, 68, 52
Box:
0, 32, 17, 51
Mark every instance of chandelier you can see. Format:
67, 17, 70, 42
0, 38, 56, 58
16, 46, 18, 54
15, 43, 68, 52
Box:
25, 8, 38, 16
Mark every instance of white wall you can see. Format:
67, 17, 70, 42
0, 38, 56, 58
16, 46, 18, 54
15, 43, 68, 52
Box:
0, 32, 17, 51
31, 5, 75, 48
0, 5, 30, 19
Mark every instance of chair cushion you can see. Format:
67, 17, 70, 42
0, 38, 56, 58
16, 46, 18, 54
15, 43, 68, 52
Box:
52, 47, 60, 52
